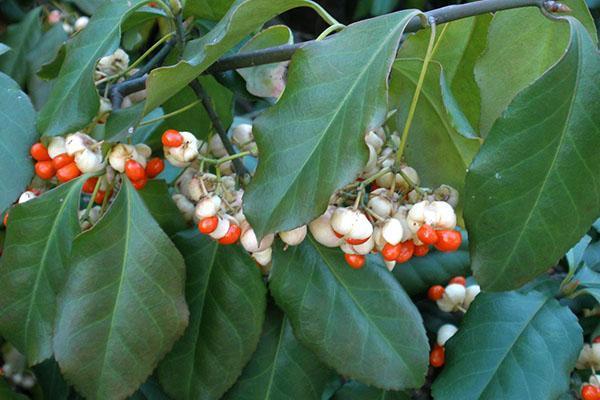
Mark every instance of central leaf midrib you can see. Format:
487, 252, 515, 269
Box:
263, 316, 286, 400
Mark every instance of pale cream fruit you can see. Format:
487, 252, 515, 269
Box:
592, 343, 600, 368
384, 260, 396, 272
165, 131, 200, 166
18, 191, 37, 204
65, 132, 96, 156
187, 178, 203, 202
368, 191, 393, 218
62, 23, 73, 34
165, 152, 190, 168
231, 124, 253, 147
48, 136, 67, 159
241, 228, 274, 253
577, 344, 594, 370
195, 195, 222, 219
437, 324, 458, 347
382, 218, 404, 246
434, 184, 459, 208
175, 168, 196, 199
219, 160, 234, 176
348, 212, 373, 240
372, 226, 386, 252
330, 207, 358, 236
463, 285, 481, 309
209, 134, 228, 158
340, 242, 357, 255
407, 201, 438, 233
353, 235, 374, 255
209, 217, 231, 240
436, 283, 466, 312
432, 201, 457, 230
309, 212, 343, 248
75, 148, 104, 173
252, 247, 272, 267
364, 144, 378, 174
280, 225, 307, 246
108, 144, 136, 172
172, 194, 195, 222
74, 16, 89, 31
364, 130, 384, 153
48, 10, 61, 24
135, 143, 152, 159
395, 166, 420, 193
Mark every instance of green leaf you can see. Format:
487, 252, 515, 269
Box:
37, 44, 66, 81
0, 73, 37, 213
431, 291, 582, 399
464, 18, 600, 291
392, 231, 470, 296
269, 237, 429, 390
244, 10, 422, 238
334, 381, 410, 400
67, 0, 107, 15
53, 180, 189, 400
399, 14, 492, 129
0, 44, 10, 56
237, 25, 293, 98
371, 0, 398, 16
37, 0, 146, 137
157, 230, 266, 400
33, 358, 70, 400
128, 378, 171, 400
144, 0, 336, 114
184, 0, 236, 20
0, 378, 28, 400
0, 178, 85, 365
475, 0, 597, 136
0, 7, 42, 86
585, 241, 600, 268
389, 59, 480, 194
138, 180, 187, 236
224, 304, 336, 400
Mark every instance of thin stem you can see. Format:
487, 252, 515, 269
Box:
359, 167, 392, 188
304, 0, 342, 26
137, 99, 201, 127
396, 19, 436, 166
199, 151, 251, 165
189, 80, 249, 177
316, 23, 345, 41
82, 177, 102, 221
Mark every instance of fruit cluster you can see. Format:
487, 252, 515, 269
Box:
430, 323, 458, 368
427, 277, 480, 313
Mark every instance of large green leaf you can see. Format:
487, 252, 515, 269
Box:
0, 178, 85, 365
184, 0, 236, 20
37, 0, 146, 136
53, 180, 189, 400
0, 73, 37, 213
389, 60, 480, 193
399, 14, 492, 129
431, 291, 582, 399
157, 230, 266, 400
269, 237, 429, 390
33, 358, 70, 400
245, 10, 422, 238
475, 0, 597, 136
224, 304, 335, 400
392, 232, 470, 296
0, 7, 42, 86
143, 0, 337, 114
464, 18, 600, 291
334, 381, 409, 400
138, 180, 187, 236
0, 379, 28, 400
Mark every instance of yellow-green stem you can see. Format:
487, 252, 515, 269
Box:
138, 99, 200, 127
316, 23, 345, 41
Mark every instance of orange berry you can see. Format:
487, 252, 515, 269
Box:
427, 285, 445, 301
593, 337, 600, 344
581, 385, 600, 400
198, 216, 219, 234
449, 276, 467, 286
346, 237, 369, 245
434, 230, 462, 252
344, 253, 365, 269
30, 143, 50, 161
82, 177, 98, 194
395, 241, 414, 264
52, 153, 74, 170
162, 129, 183, 147
430, 344, 445, 367
94, 190, 106, 204
417, 224, 438, 245
218, 224, 241, 245
35, 161, 56, 180
381, 243, 401, 261
125, 159, 146, 182
56, 162, 81, 183
132, 177, 148, 190
414, 244, 430, 257
145, 158, 164, 178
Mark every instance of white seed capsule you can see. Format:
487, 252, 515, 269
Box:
187, 178, 203, 202
209, 217, 230, 240
592, 343, 600, 367
395, 166, 420, 192
330, 207, 359, 236
232, 123, 253, 146
372, 226, 386, 252
364, 130, 384, 153
241, 228, 274, 253
309, 212, 343, 248
48, 136, 67, 159
368, 194, 393, 218
437, 324, 458, 347
463, 285, 481, 309
75, 148, 104, 173
382, 218, 404, 246
353, 235, 374, 255
195, 195, 221, 219
20, 375, 35, 389
364, 144, 378, 173
65, 132, 96, 156
74, 16, 89, 31
577, 344, 593, 369
340, 242, 356, 255
135, 143, 152, 159
172, 194, 195, 221
165, 131, 200, 166
18, 191, 37, 203
348, 212, 373, 240
252, 247, 272, 266
219, 160, 234, 176
209, 134, 228, 158
436, 283, 466, 312
375, 171, 395, 189
384, 260, 396, 272
279, 225, 307, 246
431, 201, 456, 230
108, 144, 136, 173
